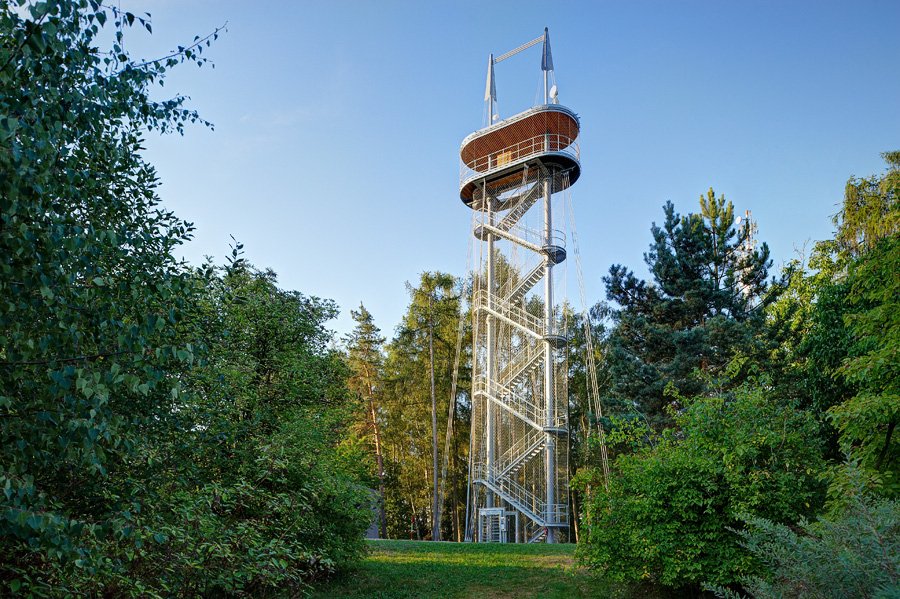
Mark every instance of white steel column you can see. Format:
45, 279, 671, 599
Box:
542, 174, 557, 544
485, 192, 495, 509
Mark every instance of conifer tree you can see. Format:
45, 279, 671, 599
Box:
381, 272, 462, 540
604, 189, 773, 423
345, 304, 388, 537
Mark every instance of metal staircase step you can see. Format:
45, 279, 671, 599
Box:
498, 344, 542, 389
497, 435, 544, 480
473, 377, 544, 431
473, 289, 545, 339
528, 528, 547, 543
496, 183, 541, 232
506, 262, 544, 304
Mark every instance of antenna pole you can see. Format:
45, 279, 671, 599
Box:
485, 54, 495, 123
544, 71, 548, 104
542, 27, 551, 104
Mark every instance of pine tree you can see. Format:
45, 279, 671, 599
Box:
604, 189, 773, 423
345, 304, 388, 537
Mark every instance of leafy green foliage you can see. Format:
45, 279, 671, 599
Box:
823, 154, 899, 496
0, 3, 368, 595
603, 190, 773, 424
0, 0, 212, 593
161, 261, 371, 595
578, 385, 825, 589
380, 272, 470, 541
830, 233, 900, 496
713, 464, 899, 599
835, 151, 900, 257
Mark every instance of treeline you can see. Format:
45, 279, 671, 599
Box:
344, 273, 470, 542
1, 3, 371, 596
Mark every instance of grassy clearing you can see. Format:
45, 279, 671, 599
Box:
310, 539, 627, 598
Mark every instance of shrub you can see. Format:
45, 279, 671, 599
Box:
577, 385, 825, 589
712, 463, 899, 598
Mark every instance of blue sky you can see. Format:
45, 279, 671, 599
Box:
122, 0, 900, 339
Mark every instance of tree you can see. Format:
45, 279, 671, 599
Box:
401, 272, 457, 542
829, 153, 900, 496
830, 234, 899, 496
716, 464, 899, 599
380, 272, 465, 541
835, 151, 900, 257
564, 301, 612, 542
0, 1, 216, 591
603, 189, 773, 424
344, 304, 388, 538
765, 153, 899, 497
176, 260, 370, 594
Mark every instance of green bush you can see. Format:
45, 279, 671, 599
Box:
712, 464, 899, 599
577, 385, 825, 589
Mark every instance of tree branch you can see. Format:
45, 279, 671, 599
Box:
1, 350, 130, 367
123, 23, 227, 72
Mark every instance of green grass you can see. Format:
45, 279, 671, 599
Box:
309, 539, 626, 598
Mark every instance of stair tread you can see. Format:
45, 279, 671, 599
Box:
496, 185, 541, 232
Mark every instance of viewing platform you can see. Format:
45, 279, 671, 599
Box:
459, 104, 581, 206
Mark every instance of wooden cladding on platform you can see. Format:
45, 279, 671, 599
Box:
460, 106, 579, 170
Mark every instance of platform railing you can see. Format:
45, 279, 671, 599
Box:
473, 288, 544, 338
472, 375, 543, 429
460, 133, 579, 186
472, 463, 548, 527
475, 220, 566, 254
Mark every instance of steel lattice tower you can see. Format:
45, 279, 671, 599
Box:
463, 29, 579, 544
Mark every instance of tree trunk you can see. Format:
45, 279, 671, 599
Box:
429, 312, 441, 541
571, 489, 580, 543
409, 494, 421, 540
875, 418, 896, 471
453, 443, 462, 543
369, 396, 387, 538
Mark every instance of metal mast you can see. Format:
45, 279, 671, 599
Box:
461, 29, 580, 543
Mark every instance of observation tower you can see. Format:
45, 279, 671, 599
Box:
464, 29, 579, 544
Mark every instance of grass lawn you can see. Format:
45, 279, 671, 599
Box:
309, 539, 630, 598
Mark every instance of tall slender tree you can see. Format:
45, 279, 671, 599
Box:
404, 273, 457, 542
381, 272, 460, 540
345, 304, 388, 537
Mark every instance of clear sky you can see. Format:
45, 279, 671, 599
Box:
121, 0, 900, 339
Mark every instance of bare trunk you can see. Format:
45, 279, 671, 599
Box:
454, 490, 462, 542
429, 313, 441, 541
571, 489, 580, 543
409, 495, 421, 540
369, 397, 387, 538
